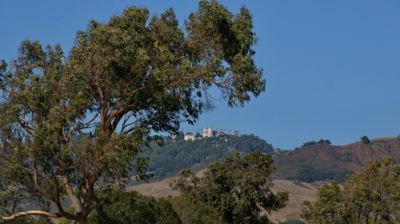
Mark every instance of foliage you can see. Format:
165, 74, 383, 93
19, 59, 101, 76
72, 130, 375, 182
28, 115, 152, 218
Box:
301, 139, 331, 148
0, 179, 51, 224
296, 165, 350, 183
172, 151, 288, 224
0, 1, 264, 223
360, 136, 371, 144
302, 158, 400, 224
144, 134, 273, 178
170, 194, 223, 224
228, 134, 274, 153
89, 189, 181, 224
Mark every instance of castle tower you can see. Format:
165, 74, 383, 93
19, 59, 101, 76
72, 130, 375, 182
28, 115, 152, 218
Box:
202, 125, 213, 138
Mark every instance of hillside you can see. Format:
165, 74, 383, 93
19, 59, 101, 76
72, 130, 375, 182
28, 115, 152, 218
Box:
142, 134, 273, 178
273, 137, 400, 182
141, 135, 400, 183
131, 136, 400, 222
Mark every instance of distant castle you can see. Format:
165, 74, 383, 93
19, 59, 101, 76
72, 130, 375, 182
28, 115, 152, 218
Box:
183, 132, 196, 141
202, 126, 213, 138
179, 126, 240, 141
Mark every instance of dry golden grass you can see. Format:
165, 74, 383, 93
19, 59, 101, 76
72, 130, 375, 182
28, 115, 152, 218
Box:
269, 180, 317, 223
127, 176, 180, 198
128, 177, 317, 222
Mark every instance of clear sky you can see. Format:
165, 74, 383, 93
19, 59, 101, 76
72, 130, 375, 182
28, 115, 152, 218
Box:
1, 1, 399, 149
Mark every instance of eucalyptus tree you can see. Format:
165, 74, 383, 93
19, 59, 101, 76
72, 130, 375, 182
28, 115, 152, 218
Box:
0, 1, 265, 223
172, 151, 288, 224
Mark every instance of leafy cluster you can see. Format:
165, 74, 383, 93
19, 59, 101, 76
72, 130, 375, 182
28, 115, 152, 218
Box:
360, 136, 371, 145
302, 158, 400, 224
90, 189, 181, 224
300, 139, 331, 148
172, 151, 288, 224
169, 194, 223, 224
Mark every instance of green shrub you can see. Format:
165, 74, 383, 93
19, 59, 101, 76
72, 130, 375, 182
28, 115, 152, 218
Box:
90, 189, 181, 224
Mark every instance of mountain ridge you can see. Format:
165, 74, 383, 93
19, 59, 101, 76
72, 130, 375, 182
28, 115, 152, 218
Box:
273, 136, 400, 182
142, 134, 400, 183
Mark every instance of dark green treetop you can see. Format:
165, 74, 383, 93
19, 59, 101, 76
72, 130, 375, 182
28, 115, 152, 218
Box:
360, 135, 371, 144
89, 189, 181, 224
172, 151, 288, 224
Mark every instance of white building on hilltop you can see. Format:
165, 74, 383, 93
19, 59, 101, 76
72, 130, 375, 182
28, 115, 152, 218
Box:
231, 130, 240, 137
184, 132, 196, 141
215, 130, 227, 137
202, 126, 213, 138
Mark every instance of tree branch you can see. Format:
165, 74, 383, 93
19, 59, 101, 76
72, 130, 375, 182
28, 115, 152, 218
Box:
63, 176, 83, 213
53, 175, 76, 220
2, 210, 61, 221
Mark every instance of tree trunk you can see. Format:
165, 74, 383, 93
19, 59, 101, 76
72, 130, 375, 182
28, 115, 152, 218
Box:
76, 218, 88, 224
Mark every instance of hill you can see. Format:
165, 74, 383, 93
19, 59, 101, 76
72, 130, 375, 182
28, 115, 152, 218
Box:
273, 137, 400, 182
131, 136, 400, 222
142, 134, 274, 178
141, 135, 400, 183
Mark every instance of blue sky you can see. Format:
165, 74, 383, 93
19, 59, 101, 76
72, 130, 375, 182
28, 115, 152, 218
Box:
1, 1, 399, 149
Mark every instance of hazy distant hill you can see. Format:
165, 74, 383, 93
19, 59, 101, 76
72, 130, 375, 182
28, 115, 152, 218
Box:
141, 134, 400, 183
273, 137, 400, 182
142, 134, 274, 178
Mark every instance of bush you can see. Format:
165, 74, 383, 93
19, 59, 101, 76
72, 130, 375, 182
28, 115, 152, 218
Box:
90, 189, 181, 224
301, 139, 331, 148
170, 194, 223, 224
360, 136, 370, 144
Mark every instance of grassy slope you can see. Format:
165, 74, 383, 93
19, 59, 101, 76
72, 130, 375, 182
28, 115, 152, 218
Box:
128, 175, 317, 222
273, 137, 400, 182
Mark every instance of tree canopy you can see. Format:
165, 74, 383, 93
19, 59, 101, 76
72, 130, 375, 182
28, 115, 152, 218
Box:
0, 1, 264, 223
360, 136, 371, 144
302, 158, 400, 224
172, 151, 288, 224
89, 189, 181, 224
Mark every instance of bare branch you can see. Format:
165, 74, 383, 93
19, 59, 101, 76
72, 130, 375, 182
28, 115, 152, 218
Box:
120, 112, 134, 133
80, 113, 99, 129
2, 210, 61, 221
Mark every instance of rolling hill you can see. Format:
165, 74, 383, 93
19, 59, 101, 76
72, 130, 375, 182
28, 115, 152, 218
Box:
142, 134, 274, 178
273, 136, 400, 182
131, 136, 400, 222
142, 135, 400, 183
